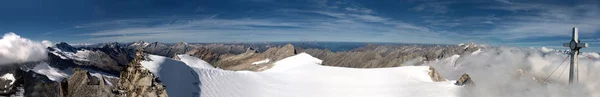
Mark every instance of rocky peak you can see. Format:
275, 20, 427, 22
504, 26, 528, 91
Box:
63, 68, 114, 97
55, 42, 77, 52
263, 43, 296, 61
100, 42, 122, 48
115, 49, 168, 97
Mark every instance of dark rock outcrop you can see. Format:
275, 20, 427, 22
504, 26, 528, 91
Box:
455, 73, 475, 86
428, 67, 446, 82
21, 70, 62, 97
115, 49, 168, 97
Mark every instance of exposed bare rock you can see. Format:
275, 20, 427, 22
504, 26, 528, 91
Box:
115, 49, 168, 97
63, 68, 114, 97
216, 44, 297, 71
184, 47, 219, 63
21, 70, 62, 97
301, 44, 481, 68
428, 67, 446, 82
455, 73, 475, 86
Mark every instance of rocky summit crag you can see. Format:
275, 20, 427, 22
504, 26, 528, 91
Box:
115, 49, 168, 97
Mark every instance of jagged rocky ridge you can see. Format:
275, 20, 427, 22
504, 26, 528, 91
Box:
115, 49, 168, 97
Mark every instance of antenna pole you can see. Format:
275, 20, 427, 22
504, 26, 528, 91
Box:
563, 27, 588, 84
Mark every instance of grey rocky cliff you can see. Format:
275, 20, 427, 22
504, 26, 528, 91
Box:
300, 44, 481, 68
115, 49, 168, 97
216, 44, 297, 71
63, 68, 115, 97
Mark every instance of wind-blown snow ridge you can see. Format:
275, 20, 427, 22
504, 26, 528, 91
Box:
177, 54, 215, 69
140, 54, 202, 97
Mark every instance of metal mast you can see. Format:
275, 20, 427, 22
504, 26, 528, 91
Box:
563, 27, 588, 84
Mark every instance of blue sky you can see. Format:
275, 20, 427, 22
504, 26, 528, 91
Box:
1, 0, 600, 51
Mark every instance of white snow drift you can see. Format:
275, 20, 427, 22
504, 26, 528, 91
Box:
0, 32, 50, 65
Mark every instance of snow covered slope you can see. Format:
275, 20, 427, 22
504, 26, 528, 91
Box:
139, 53, 460, 97
177, 54, 215, 69
140, 55, 201, 97
197, 53, 460, 97
31, 62, 69, 81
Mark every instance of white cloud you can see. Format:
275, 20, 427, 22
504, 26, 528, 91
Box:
412, 2, 453, 14
0, 32, 50, 65
426, 47, 600, 97
73, 4, 462, 44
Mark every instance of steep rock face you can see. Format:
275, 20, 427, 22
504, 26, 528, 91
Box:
216, 44, 297, 71
63, 68, 115, 97
21, 70, 62, 97
184, 47, 219, 63
115, 50, 168, 97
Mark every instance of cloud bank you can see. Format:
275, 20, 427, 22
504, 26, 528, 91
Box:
425, 47, 600, 97
0, 32, 50, 65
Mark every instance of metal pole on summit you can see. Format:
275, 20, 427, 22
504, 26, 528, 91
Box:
562, 27, 589, 84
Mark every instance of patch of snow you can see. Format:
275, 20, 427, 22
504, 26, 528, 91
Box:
50, 48, 93, 61
177, 54, 215, 69
1, 73, 15, 85
131, 41, 150, 47
251, 58, 270, 65
32, 62, 68, 81
471, 48, 482, 55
